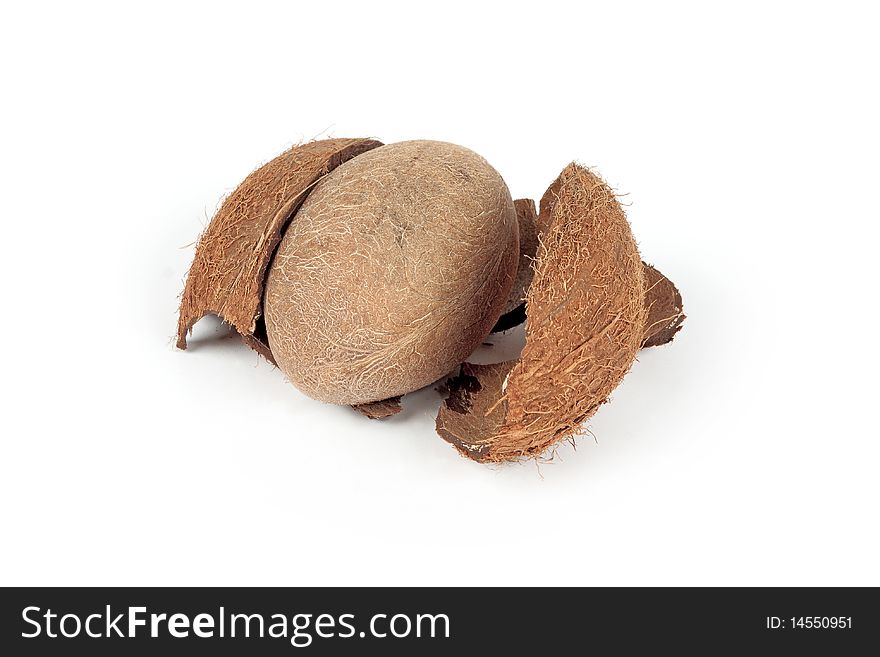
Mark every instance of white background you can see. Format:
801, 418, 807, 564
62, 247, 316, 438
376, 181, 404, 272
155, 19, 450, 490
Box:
1, 1, 878, 586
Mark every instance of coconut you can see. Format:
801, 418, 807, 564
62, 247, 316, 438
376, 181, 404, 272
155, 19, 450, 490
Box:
436, 163, 647, 462
263, 140, 519, 406
489, 198, 685, 344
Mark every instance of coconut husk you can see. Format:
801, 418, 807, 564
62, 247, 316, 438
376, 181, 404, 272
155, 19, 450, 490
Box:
352, 396, 402, 419
641, 263, 685, 348
492, 198, 539, 332
493, 193, 686, 346
436, 163, 647, 462
541, 180, 686, 349
176, 138, 382, 360
493, 267, 685, 342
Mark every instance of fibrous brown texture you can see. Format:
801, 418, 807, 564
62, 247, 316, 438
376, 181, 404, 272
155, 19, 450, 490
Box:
264, 140, 518, 406
641, 263, 686, 348
436, 163, 647, 462
495, 262, 686, 343
493, 194, 686, 345
176, 138, 382, 359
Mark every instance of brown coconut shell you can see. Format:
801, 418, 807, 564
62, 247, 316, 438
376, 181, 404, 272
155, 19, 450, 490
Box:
176, 138, 382, 359
540, 181, 686, 349
436, 163, 647, 462
641, 263, 686, 348
492, 196, 686, 346
351, 396, 402, 419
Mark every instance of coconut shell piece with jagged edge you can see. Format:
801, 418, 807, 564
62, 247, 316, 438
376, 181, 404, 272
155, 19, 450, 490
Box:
436, 163, 648, 462
176, 138, 382, 360
641, 263, 686, 348
176, 137, 403, 420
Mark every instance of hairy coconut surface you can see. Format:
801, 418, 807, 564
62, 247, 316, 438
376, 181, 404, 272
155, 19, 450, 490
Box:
176, 138, 382, 359
492, 198, 539, 333
436, 163, 647, 462
264, 140, 518, 406
493, 193, 686, 345
641, 263, 686, 348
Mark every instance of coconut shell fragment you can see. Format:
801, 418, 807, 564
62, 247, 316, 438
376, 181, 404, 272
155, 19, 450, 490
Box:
641, 263, 686, 348
436, 163, 647, 462
436, 362, 515, 456
352, 396, 403, 419
176, 138, 382, 359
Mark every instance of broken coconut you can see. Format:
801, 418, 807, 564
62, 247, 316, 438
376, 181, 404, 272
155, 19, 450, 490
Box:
177, 139, 685, 462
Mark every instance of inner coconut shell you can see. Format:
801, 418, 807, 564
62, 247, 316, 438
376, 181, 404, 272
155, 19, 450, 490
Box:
436, 163, 648, 462
641, 263, 686, 348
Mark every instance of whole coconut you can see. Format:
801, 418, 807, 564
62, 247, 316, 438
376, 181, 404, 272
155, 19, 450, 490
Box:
263, 140, 518, 405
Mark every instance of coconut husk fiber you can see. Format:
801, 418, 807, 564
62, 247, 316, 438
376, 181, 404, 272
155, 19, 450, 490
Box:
436, 163, 647, 462
176, 138, 382, 360
491, 193, 686, 343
